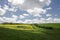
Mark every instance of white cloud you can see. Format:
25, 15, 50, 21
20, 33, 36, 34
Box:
40, 18, 45, 20
39, 0, 45, 2
27, 7, 46, 16
3, 5, 9, 10
0, 17, 5, 23
0, 16, 60, 23
8, 7, 17, 12
46, 17, 52, 20
0, 8, 6, 15
23, 13, 29, 16
12, 15, 17, 18
21, 18, 46, 23
32, 19, 40, 23
3, 5, 17, 12
45, 17, 54, 23
46, 7, 52, 10
22, 17, 60, 23
54, 18, 60, 23
0, 0, 53, 23
8, 0, 51, 9
8, 0, 25, 5
39, 18, 46, 23
46, 18, 60, 23
46, 14, 52, 16
22, 20, 30, 23
8, 0, 51, 17
16, 19, 40, 24
19, 15, 25, 19
16, 20, 23, 23
45, 0, 51, 6
0, 15, 18, 23
12, 15, 18, 20
2, 17, 17, 23
27, 9, 33, 14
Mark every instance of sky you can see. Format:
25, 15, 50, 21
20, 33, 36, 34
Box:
0, 0, 60, 23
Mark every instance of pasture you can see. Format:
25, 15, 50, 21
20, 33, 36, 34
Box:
0, 23, 60, 40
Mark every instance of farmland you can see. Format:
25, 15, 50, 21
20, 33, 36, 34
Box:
0, 23, 60, 40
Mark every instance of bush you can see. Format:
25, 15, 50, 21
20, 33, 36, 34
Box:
17, 26, 25, 28
34, 24, 53, 30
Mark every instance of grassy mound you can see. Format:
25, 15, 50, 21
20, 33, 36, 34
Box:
0, 24, 34, 30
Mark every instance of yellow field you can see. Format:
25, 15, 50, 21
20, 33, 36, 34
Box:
0, 24, 34, 30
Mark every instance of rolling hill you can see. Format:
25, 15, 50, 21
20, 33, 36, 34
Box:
0, 23, 60, 40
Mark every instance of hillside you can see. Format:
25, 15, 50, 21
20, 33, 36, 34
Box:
0, 23, 60, 40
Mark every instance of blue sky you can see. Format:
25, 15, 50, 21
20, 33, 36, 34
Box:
49, 0, 60, 18
0, 0, 60, 23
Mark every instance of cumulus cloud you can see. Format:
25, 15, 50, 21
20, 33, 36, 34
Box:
2, 17, 17, 23
8, 0, 51, 17
0, 16, 60, 23
23, 13, 29, 16
46, 7, 52, 10
19, 15, 25, 19
16, 20, 23, 23
27, 7, 46, 16
8, 0, 25, 5
46, 14, 52, 16
39, 0, 45, 2
17, 14, 29, 21
46, 17, 53, 23
47, 17, 52, 20
20, 18, 46, 23
0, 17, 4, 23
8, 0, 51, 9
8, 7, 17, 12
22, 17, 60, 23
3, 5, 9, 10
0, 15, 18, 23
0, 8, 6, 15
12, 15, 18, 19
54, 18, 60, 23
3, 5, 17, 12
45, 17, 60, 23
0, 0, 54, 23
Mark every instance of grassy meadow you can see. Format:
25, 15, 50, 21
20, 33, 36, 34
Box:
0, 23, 60, 40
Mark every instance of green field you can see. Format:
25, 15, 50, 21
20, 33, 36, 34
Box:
0, 23, 60, 40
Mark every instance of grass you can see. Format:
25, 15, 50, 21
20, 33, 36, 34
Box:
0, 23, 60, 40
0, 24, 33, 30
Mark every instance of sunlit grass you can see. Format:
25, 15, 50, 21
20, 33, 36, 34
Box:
0, 23, 60, 40
0, 24, 34, 30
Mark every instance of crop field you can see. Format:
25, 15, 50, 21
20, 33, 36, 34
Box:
0, 23, 60, 40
